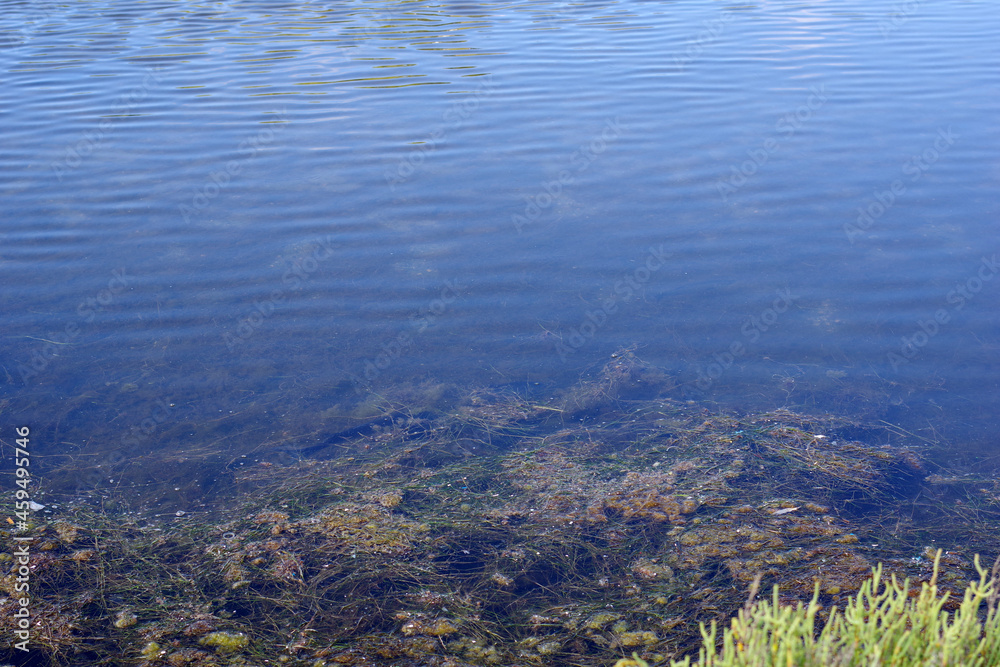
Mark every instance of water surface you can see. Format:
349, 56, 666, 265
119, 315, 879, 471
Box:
2, 0, 999, 497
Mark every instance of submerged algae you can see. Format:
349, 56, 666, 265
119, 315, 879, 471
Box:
2, 353, 999, 666
199, 630, 250, 654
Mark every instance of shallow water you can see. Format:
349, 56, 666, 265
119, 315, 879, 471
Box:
2, 0, 999, 496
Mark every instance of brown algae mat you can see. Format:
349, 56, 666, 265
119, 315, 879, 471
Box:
3, 352, 1000, 666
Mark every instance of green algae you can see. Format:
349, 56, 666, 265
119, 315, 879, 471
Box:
199, 630, 250, 654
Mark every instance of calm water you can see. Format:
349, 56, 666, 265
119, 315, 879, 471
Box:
2, 0, 999, 498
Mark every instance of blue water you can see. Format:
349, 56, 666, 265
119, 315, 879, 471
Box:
2, 0, 999, 494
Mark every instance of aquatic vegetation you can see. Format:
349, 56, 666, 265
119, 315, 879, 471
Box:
2, 352, 999, 665
199, 630, 249, 655
113, 609, 138, 629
